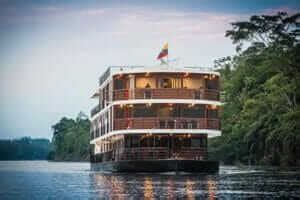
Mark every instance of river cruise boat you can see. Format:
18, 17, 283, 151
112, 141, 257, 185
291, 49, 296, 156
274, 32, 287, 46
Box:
90, 65, 221, 172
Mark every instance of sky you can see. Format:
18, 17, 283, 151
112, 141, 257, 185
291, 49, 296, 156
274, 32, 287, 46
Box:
0, 0, 299, 139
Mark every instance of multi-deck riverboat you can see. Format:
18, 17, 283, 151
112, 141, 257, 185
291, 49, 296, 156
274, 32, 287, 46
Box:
90, 65, 221, 172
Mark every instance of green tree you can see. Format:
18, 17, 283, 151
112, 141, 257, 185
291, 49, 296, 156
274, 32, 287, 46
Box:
50, 112, 90, 161
209, 12, 300, 166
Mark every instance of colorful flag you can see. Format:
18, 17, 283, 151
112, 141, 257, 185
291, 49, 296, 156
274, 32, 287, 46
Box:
157, 43, 168, 59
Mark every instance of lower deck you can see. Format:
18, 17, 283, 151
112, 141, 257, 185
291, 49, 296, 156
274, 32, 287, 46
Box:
90, 134, 207, 163
91, 159, 219, 173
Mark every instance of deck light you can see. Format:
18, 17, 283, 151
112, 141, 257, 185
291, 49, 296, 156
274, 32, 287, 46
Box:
211, 105, 217, 110
184, 72, 189, 77
116, 74, 123, 79
146, 103, 152, 107
145, 72, 150, 77
204, 75, 208, 79
188, 103, 195, 108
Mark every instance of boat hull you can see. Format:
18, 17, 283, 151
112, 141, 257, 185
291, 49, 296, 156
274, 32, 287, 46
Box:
91, 160, 219, 173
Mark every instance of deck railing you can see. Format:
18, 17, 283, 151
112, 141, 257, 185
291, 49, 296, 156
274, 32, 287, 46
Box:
113, 88, 219, 101
114, 117, 220, 130
117, 147, 207, 161
91, 147, 208, 162
91, 104, 101, 117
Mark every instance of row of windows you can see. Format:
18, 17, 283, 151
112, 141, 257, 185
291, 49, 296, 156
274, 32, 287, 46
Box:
114, 76, 219, 90
115, 104, 219, 119
124, 135, 207, 148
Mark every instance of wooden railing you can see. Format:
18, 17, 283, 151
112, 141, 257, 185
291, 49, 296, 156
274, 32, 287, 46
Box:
91, 147, 208, 162
113, 88, 219, 101
119, 147, 169, 160
114, 117, 220, 130
117, 147, 207, 161
176, 147, 207, 160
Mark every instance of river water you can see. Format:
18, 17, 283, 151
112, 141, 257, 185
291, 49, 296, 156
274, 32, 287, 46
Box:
0, 161, 299, 199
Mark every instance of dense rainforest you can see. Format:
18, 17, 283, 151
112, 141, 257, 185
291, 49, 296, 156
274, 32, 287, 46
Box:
209, 12, 300, 166
0, 137, 51, 160
48, 112, 90, 161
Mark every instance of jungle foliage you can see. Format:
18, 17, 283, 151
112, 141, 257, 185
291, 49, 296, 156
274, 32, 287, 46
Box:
209, 12, 300, 166
0, 137, 51, 160
49, 112, 90, 161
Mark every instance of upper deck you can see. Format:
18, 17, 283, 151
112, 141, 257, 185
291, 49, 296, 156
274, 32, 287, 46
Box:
91, 65, 221, 118
98, 65, 220, 88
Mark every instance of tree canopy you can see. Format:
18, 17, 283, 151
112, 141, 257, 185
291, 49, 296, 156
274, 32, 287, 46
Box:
49, 112, 90, 161
0, 137, 51, 160
209, 12, 300, 166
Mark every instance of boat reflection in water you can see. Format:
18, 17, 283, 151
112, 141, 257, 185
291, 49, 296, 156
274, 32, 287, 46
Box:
144, 177, 154, 199
206, 178, 217, 200
91, 173, 217, 199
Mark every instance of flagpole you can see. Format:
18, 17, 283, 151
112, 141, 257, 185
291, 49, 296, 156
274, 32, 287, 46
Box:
167, 42, 169, 66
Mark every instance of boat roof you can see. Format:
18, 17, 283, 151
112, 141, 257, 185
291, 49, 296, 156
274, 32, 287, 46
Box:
98, 65, 220, 87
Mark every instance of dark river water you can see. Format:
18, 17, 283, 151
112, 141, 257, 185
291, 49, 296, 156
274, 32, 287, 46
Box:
0, 161, 299, 199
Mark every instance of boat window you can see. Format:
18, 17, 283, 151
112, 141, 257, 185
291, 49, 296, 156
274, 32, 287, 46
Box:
205, 79, 218, 90
133, 104, 155, 117
182, 105, 205, 118
125, 136, 131, 148
201, 137, 207, 147
159, 78, 181, 88
115, 107, 124, 118
138, 136, 155, 147
183, 78, 203, 89
191, 138, 201, 147
207, 109, 218, 118
131, 136, 139, 147
182, 137, 191, 147
135, 77, 155, 88
114, 78, 127, 90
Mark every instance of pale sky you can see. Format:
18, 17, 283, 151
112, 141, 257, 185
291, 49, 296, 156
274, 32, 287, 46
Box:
0, 0, 299, 139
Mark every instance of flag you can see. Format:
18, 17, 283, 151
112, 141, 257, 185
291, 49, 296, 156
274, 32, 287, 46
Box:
157, 43, 168, 59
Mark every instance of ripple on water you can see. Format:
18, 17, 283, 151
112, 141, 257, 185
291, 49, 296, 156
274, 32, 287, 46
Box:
0, 161, 299, 199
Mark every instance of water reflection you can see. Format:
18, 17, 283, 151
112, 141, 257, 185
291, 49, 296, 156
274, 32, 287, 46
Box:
0, 162, 299, 199
91, 173, 218, 199
185, 179, 195, 200
207, 178, 217, 200
166, 177, 175, 200
144, 177, 154, 200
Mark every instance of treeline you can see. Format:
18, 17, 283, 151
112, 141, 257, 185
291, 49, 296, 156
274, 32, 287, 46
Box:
0, 137, 51, 160
209, 12, 300, 166
48, 112, 90, 161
